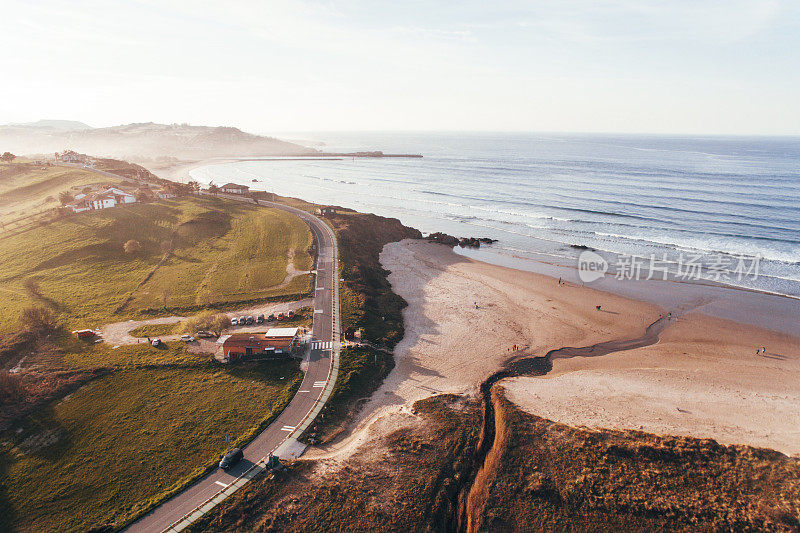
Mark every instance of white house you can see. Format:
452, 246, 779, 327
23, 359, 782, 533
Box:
105, 187, 136, 204
66, 188, 136, 213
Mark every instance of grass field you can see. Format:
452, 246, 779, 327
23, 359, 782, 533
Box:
128, 323, 179, 337
0, 360, 301, 533
0, 162, 121, 226
0, 195, 312, 334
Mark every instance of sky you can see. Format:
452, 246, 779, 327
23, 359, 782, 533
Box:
2, 0, 799, 135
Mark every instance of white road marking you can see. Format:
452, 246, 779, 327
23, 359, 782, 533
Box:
215, 481, 228, 488
314, 309, 323, 314
281, 425, 296, 431
313, 381, 326, 388
298, 390, 310, 393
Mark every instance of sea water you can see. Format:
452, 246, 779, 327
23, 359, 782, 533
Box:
191, 132, 800, 298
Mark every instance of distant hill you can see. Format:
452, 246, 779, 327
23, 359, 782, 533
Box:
0, 121, 317, 160
7, 119, 93, 132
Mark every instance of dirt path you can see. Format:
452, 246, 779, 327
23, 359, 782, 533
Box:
274, 248, 311, 290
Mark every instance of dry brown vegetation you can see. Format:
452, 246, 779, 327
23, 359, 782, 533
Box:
187, 394, 481, 533
188, 392, 800, 533
476, 392, 800, 532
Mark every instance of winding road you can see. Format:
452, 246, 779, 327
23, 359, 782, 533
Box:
126, 195, 340, 532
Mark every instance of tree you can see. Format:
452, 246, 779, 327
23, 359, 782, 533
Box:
123, 239, 142, 254
208, 183, 219, 196
1, 152, 15, 163
187, 180, 200, 193
58, 190, 73, 205
135, 189, 153, 203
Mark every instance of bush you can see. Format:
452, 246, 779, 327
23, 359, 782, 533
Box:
0, 370, 22, 403
183, 311, 229, 336
19, 307, 58, 336
123, 239, 142, 254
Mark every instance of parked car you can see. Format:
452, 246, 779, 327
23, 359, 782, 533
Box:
277, 312, 285, 321
256, 314, 265, 324
180, 334, 195, 343
219, 448, 243, 470
230, 317, 238, 326
238, 316, 246, 325
151, 338, 162, 347
196, 331, 215, 338
287, 310, 295, 318
246, 315, 254, 325
267, 313, 275, 321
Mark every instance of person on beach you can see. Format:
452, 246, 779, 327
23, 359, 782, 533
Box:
558, 277, 562, 285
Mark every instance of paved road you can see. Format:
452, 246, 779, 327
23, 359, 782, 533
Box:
126, 195, 339, 532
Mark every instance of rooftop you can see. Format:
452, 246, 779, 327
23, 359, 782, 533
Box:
266, 327, 300, 337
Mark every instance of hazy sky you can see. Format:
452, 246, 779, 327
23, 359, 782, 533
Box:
2, 0, 799, 134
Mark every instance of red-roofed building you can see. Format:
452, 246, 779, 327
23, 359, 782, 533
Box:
217, 327, 300, 362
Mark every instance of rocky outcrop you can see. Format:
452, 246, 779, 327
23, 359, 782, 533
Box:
426, 232, 497, 249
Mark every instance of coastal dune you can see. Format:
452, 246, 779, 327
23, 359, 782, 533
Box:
309, 239, 800, 462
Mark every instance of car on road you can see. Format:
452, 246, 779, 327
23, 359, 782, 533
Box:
238, 316, 246, 325
256, 314, 265, 324
219, 448, 243, 470
277, 312, 285, 321
180, 334, 195, 343
196, 330, 215, 338
246, 316, 254, 325
287, 310, 295, 318
267, 313, 275, 321
151, 338, 163, 347
230, 317, 238, 326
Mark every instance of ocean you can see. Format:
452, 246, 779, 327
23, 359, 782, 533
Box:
190, 132, 800, 299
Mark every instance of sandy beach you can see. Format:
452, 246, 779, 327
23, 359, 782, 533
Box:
307, 239, 800, 464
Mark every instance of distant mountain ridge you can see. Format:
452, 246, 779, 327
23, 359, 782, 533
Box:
7, 119, 93, 131
0, 121, 317, 159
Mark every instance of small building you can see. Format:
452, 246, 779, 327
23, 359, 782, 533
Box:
218, 327, 300, 362
66, 187, 136, 213
315, 206, 337, 217
221, 183, 250, 194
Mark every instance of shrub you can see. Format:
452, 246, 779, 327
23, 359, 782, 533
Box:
184, 311, 229, 336
123, 239, 142, 254
19, 307, 58, 336
0, 370, 22, 403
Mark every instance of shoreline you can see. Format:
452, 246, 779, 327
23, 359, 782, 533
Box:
457, 245, 800, 337
306, 239, 799, 463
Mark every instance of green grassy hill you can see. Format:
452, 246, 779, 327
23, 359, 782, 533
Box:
0, 161, 121, 226
0, 186, 314, 531
0, 195, 312, 333
0, 360, 301, 533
